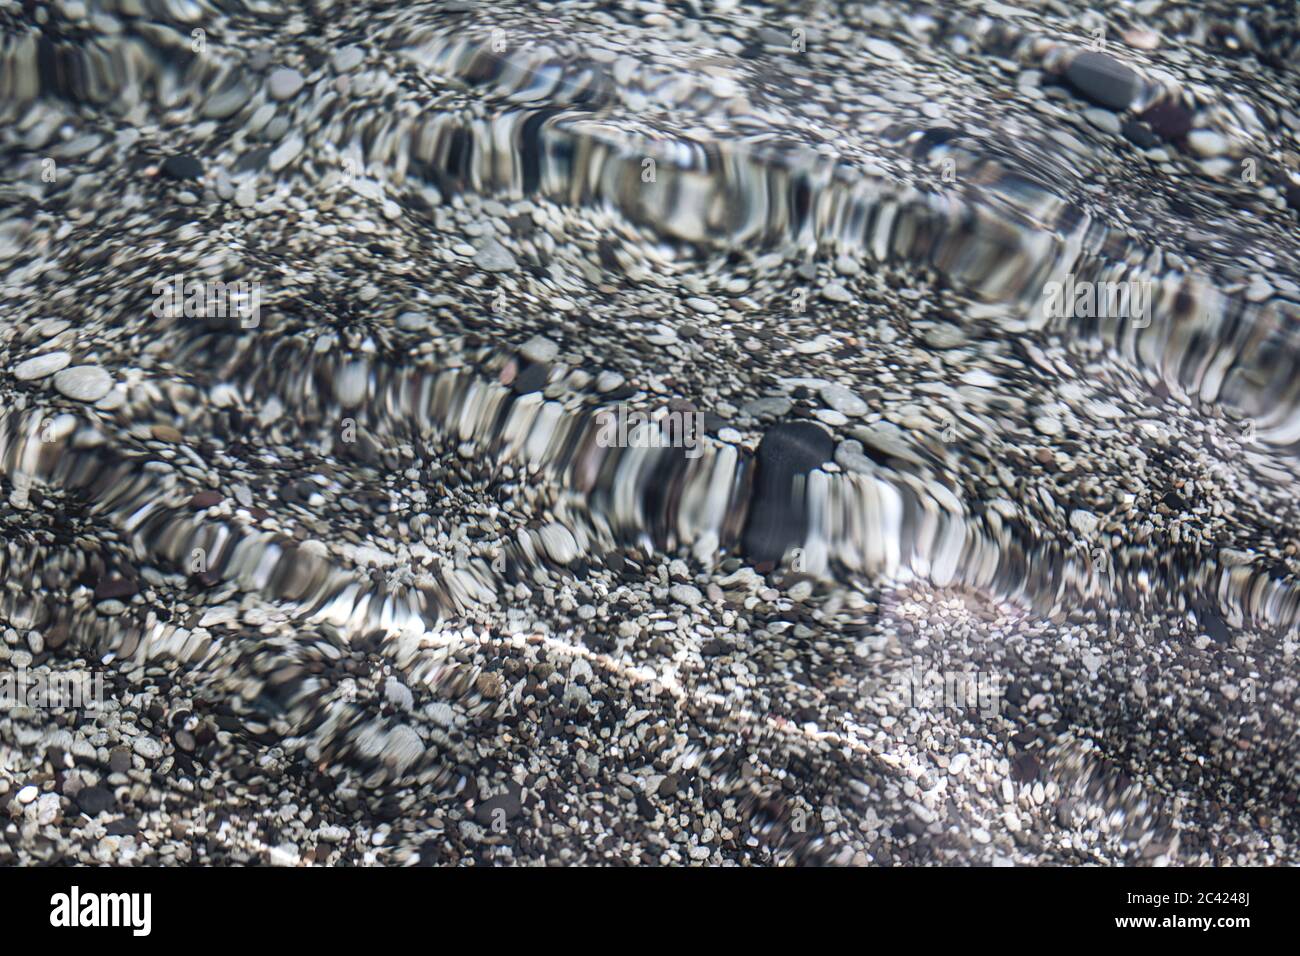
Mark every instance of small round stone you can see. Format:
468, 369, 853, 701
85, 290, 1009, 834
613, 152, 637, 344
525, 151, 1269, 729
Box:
132, 736, 164, 760
669, 584, 703, 607
1034, 415, 1064, 437
396, 311, 430, 331
267, 67, 305, 101
520, 335, 560, 364
1187, 130, 1229, 158
332, 46, 365, 73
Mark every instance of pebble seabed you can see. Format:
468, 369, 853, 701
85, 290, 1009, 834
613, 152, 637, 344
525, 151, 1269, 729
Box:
0, 0, 1298, 866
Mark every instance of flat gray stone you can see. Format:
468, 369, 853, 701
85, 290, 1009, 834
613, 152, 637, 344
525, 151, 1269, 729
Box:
203, 80, 253, 119
53, 365, 113, 402
396, 310, 430, 331
268, 133, 303, 172
821, 282, 852, 303
1083, 107, 1121, 135
132, 736, 164, 760
595, 370, 625, 392
520, 335, 559, 364
14, 350, 70, 382
741, 397, 793, 419
1034, 414, 1064, 437
924, 324, 967, 349
267, 67, 304, 101
669, 584, 703, 607
1187, 129, 1229, 157
852, 422, 925, 467
1064, 51, 1139, 111
332, 46, 365, 73
473, 238, 517, 273
865, 39, 903, 62
819, 383, 868, 416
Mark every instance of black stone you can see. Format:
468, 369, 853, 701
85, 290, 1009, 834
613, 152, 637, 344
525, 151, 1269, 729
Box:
1195, 603, 1232, 643
1121, 119, 1158, 149
75, 785, 117, 816
474, 783, 523, 826
741, 420, 834, 565
234, 147, 272, 173
1285, 180, 1300, 213
635, 793, 656, 819
161, 153, 204, 181
93, 576, 139, 601
1064, 51, 1139, 111
510, 361, 549, 395
416, 839, 444, 865
190, 489, 223, 509
1011, 752, 1040, 783
1139, 98, 1194, 141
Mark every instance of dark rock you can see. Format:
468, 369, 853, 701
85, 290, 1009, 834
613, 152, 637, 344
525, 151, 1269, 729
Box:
1064, 51, 1140, 111
108, 747, 131, 773
93, 577, 138, 601
1121, 119, 1158, 149
75, 786, 117, 816
1011, 752, 1040, 783
1196, 603, 1232, 643
1284, 179, 1300, 213
161, 154, 204, 181
1139, 98, 1194, 141
105, 818, 140, 836
510, 362, 549, 395
474, 783, 523, 828
741, 420, 834, 564
635, 793, 656, 819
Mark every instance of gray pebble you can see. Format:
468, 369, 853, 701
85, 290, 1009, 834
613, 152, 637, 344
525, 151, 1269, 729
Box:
397, 311, 430, 331
1033, 415, 1064, 437
819, 383, 868, 416
669, 584, 703, 607
268, 133, 304, 171
821, 282, 853, 304
14, 350, 71, 381
1187, 130, 1229, 157
473, 238, 517, 273
1083, 107, 1121, 135
53, 365, 113, 402
267, 68, 305, 101
332, 46, 365, 73
520, 335, 560, 364
132, 736, 164, 760
596, 370, 625, 392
